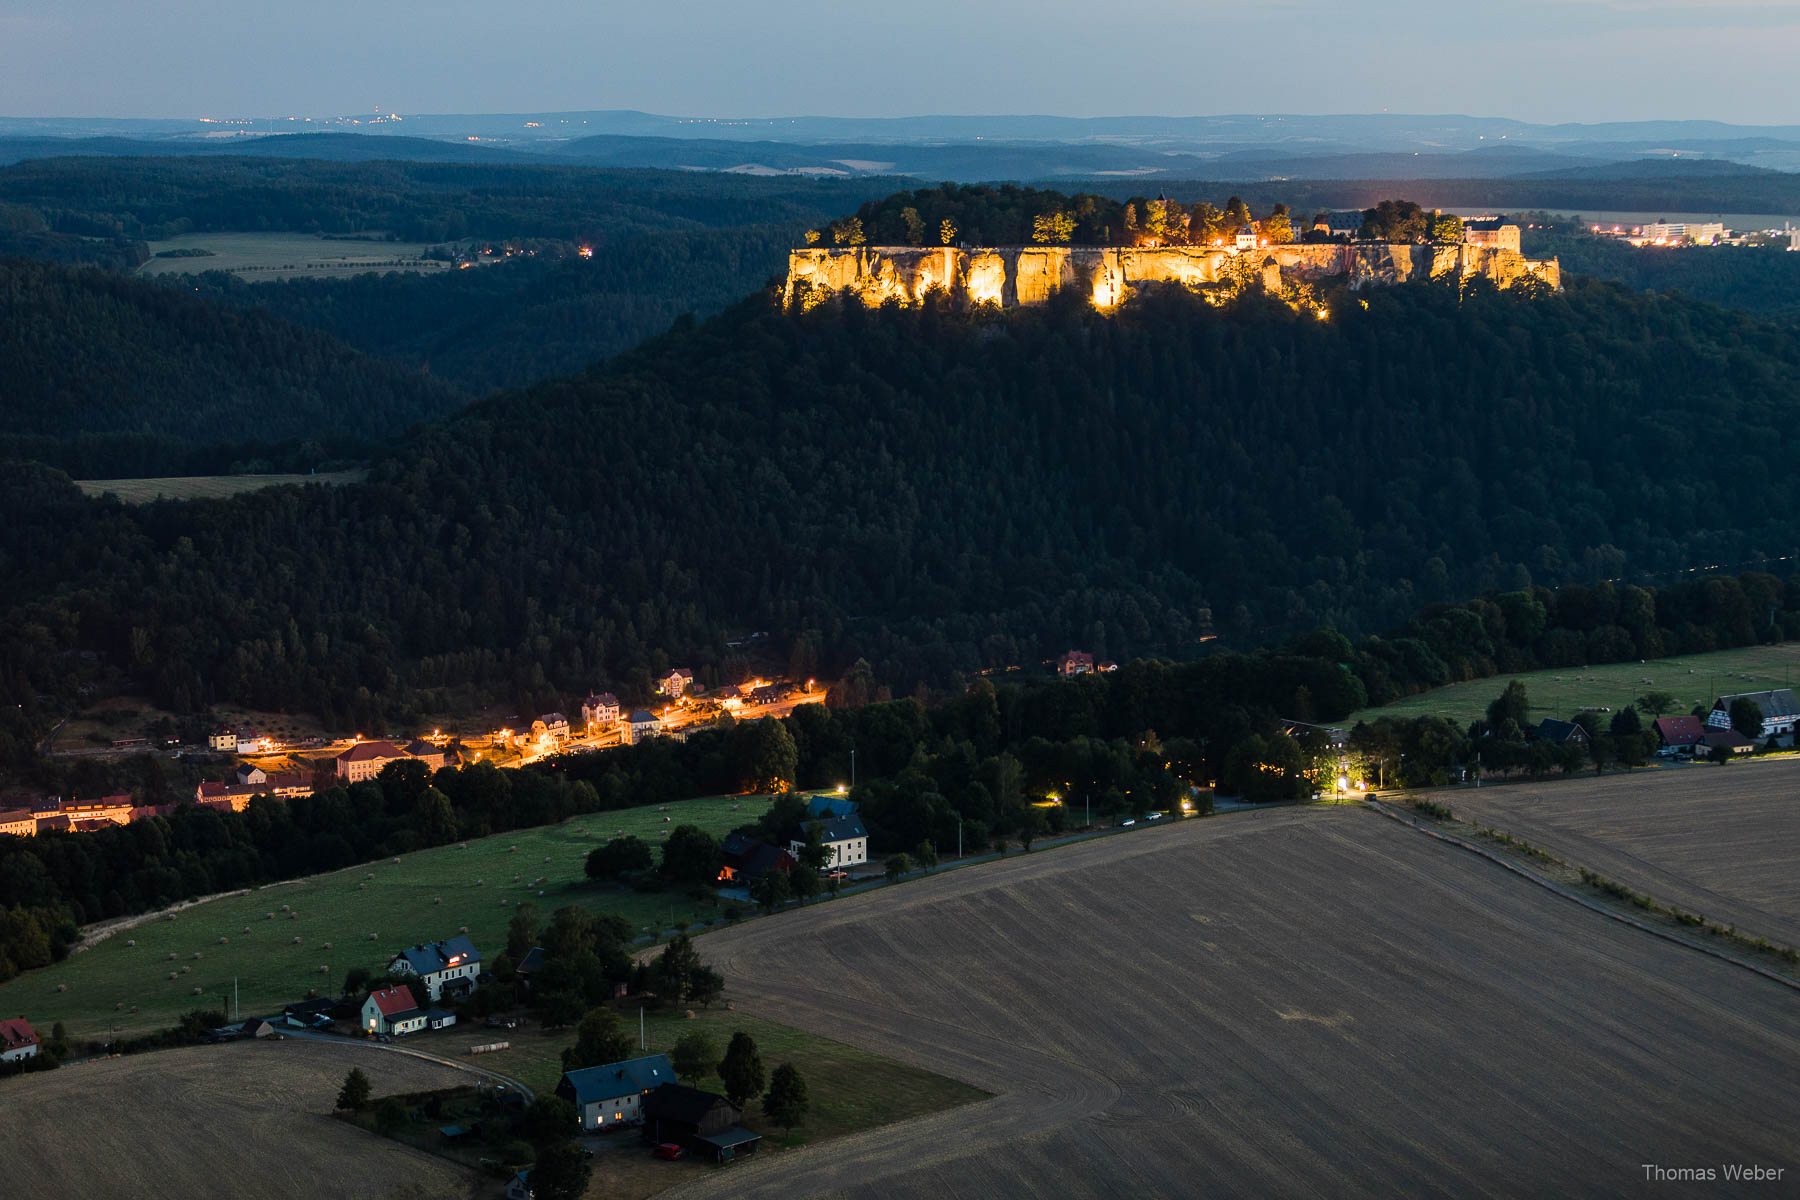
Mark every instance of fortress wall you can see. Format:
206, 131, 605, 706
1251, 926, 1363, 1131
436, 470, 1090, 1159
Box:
784, 243, 1558, 308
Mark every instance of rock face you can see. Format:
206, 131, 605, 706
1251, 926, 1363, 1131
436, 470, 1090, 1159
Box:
786, 243, 1559, 308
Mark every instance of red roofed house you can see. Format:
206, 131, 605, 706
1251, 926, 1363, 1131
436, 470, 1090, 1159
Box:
1702, 727, 1757, 756
336, 740, 407, 784
1056, 651, 1095, 678
361, 986, 426, 1037
0, 1016, 39, 1062
60, 796, 135, 829
1653, 717, 1706, 757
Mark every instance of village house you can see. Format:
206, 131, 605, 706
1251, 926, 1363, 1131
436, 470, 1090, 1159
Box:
1533, 718, 1590, 746
60, 795, 135, 829
539, 713, 571, 742
336, 740, 407, 783
361, 986, 426, 1037
1463, 217, 1523, 253
0, 1017, 39, 1062
790, 813, 869, 873
642, 1083, 762, 1162
208, 728, 238, 752
234, 763, 267, 786
1702, 726, 1757, 755
709, 684, 744, 712
0, 809, 36, 838
234, 729, 264, 754
1055, 650, 1095, 678
557, 1053, 676, 1130
388, 936, 481, 1001
718, 833, 796, 885
749, 684, 785, 706
404, 739, 448, 770
581, 692, 621, 730
1233, 225, 1259, 250
622, 710, 663, 746
1653, 716, 1707, 756
1706, 689, 1799, 743
657, 669, 695, 699
503, 1170, 534, 1200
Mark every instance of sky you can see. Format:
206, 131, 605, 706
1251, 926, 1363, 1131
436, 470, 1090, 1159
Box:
2, 0, 1798, 124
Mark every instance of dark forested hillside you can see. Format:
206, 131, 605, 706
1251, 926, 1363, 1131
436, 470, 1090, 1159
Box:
0, 259, 464, 473
3, 279, 1799, 732
185, 224, 802, 394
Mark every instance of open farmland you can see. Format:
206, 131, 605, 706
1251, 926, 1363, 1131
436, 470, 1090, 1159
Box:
1345, 641, 1800, 728
665, 807, 1800, 1199
1440, 756, 1800, 947
75, 469, 369, 504
138, 231, 448, 279
0, 793, 770, 1041
0, 1038, 477, 1200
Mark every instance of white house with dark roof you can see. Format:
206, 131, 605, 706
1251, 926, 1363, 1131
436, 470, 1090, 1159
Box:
387, 936, 481, 1001
623, 710, 663, 745
557, 1054, 675, 1130
657, 669, 695, 699
361, 987, 426, 1036
790, 813, 869, 872
1707, 689, 1799, 742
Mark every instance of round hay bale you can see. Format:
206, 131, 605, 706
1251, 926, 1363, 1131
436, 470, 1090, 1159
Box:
292, 936, 302, 944
544, 856, 552, 864
266, 913, 274, 920
323, 942, 332, 950
168, 953, 177, 961
392, 857, 400, 865
243, 926, 251, 934
369, 933, 378, 941
500, 899, 509, 907
165, 913, 177, 922
684, 1009, 695, 1019
319, 965, 329, 974
509, 845, 518, 852
193, 987, 203, 995
513, 875, 520, 882
433, 897, 442, 905
125, 938, 136, 948
219, 937, 229, 945
193, 951, 203, 959
291, 912, 300, 920
476, 879, 484, 886
459, 925, 469, 934
280, 904, 290, 912
366, 872, 375, 880
459, 842, 468, 850
115, 1002, 124, 1010
537, 890, 545, 897
181, 965, 190, 974
56, 982, 67, 992
359, 882, 367, 890
168, 972, 177, 981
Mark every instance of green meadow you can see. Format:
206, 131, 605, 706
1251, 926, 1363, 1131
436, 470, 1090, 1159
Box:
1346, 642, 1800, 728
0, 793, 770, 1041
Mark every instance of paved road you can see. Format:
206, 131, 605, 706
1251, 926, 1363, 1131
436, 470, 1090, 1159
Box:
278, 1025, 536, 1100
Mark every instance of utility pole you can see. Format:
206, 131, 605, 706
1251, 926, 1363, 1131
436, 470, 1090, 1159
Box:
640, 1006, 645, 1051
850, 748, 856, 790
956, 816, 963, 859
234, 977, 239, 1021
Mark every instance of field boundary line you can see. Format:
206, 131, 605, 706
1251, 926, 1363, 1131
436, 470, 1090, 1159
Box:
1364, 800, 1800, 997
281, 1028, 535, 1098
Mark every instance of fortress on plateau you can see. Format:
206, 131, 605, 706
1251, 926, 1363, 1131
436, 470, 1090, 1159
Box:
784, 237, 1559, 310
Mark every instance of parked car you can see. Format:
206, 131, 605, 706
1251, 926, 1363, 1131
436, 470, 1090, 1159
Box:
485, 1017, 518, 1030
1120, 818, 1136, 827
652, 1143, 686, 1161
1146, 812, 1162, 821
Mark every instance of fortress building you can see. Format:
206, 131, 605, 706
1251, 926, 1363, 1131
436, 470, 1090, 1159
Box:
785, 240, 1558, 311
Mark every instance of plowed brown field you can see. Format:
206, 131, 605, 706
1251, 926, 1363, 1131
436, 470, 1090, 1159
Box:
1446, 757, 1800, 946
0, 1039, 478, 1200
665, 807, 1800, 1199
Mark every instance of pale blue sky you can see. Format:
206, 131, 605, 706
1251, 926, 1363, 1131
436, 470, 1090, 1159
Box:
1, 0, 1795, 123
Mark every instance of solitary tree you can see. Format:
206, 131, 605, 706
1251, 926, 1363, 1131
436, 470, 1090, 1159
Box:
750, 870, 791, 914
586, 835, 653, 881
561, 1006, 632, 1072
913, 840, 940, 872
531, 1140, 593, 1200
336, 1066, 372, 1112
763, 1062, 811, 1136
1635, 691, 1677, 717
884, 853, 911, 884
789, 864, 821, 904
688, 965, 725, 1008
374, 1095, 407, 1135
1032, 211, 1076, 244
1729, 698, 1765, 741
719, 1032, 766, 1110
650, 933, 701, 1004
670, 1030, 719, 1085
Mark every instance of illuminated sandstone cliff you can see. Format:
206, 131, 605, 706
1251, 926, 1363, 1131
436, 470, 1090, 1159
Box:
785, 243, 1559, 308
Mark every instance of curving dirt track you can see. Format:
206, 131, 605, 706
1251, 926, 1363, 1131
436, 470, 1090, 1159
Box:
668, 807, 1800, 1199
0, 1039, 479, 1200
1445, 757, 1800, 946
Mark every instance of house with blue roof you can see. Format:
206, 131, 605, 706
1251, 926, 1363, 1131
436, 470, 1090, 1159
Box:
387, 936, 481, 1002
802, 793, 859, 820
556, 1053, 676, 1131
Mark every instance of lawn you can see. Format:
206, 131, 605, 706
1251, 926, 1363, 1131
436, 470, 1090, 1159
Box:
1345, 641, 1800, 728
75, 470, 368, 504
0, 792, 771, 1042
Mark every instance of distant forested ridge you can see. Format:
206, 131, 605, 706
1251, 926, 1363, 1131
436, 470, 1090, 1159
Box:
0, 259, 463, 474
0, 156, 900, 244
2, 277, 1799, 732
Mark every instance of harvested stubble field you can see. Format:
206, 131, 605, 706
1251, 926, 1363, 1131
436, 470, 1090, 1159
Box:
664, 807, 1800, 1199
1440, 756, 1800, 947
0, 793, 768, 1041
1344, 641, 1800, 727
138, 232, 447, 279
0, 1038, 477, 1200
